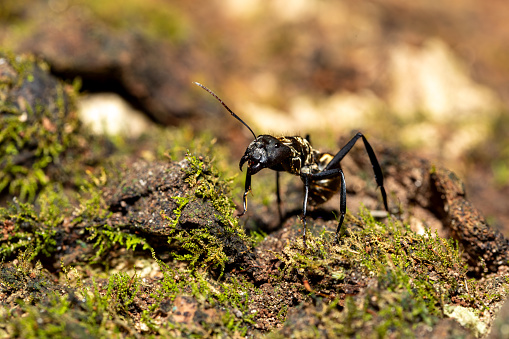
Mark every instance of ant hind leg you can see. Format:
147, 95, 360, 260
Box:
325, 132, 389, 212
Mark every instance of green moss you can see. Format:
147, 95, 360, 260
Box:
318, 278, 434, 338
275, 207, 485, 336
185, 153, 239, 229
0, 51, 81, 202
0, 173, 94, 262
0, 249, 54, 304
0, 249, 98, 338
164, 153, 249, 274
336, 209, 469, 312
0, 165, 155, 265
103, 271, 141, 314
87, 224, 153, 264
1, 262, 144, 338
141, 251, 257, 337
0, 185, 71, 261
278, 232, 332, 281
78, 169, 154, 263
3, 293, 97, 339
250, 229, 268, 247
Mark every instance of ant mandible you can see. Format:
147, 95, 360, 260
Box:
194, 82, 389, 244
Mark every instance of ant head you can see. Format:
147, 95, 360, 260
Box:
194, 82, 291, 174
239, 135, 292, 175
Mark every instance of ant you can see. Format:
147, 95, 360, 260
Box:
194, 82, 389, 244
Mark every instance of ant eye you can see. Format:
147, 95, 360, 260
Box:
275, 143, 280, 148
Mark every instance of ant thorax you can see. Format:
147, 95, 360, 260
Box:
276, 136, 335, 175
276, 136, 316, 174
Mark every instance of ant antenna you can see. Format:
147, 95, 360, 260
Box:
193, 82, 257, 139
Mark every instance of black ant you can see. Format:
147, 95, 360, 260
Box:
194, 82, 389, 243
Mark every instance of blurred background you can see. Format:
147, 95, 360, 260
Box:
1, 0, 508, 234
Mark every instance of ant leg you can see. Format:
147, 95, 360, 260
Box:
302, 175, 310, 244
362, 137, 389, 212
239, 172, 252, 216
306, 168, 347, 244
276, 171, 283, 223
325, 132, 389, 212
335, 169, 347, 243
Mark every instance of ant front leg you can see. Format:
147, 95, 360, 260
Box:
239, 172, 252, 216
276, 171, 283, 223
301, 175, 310, 244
